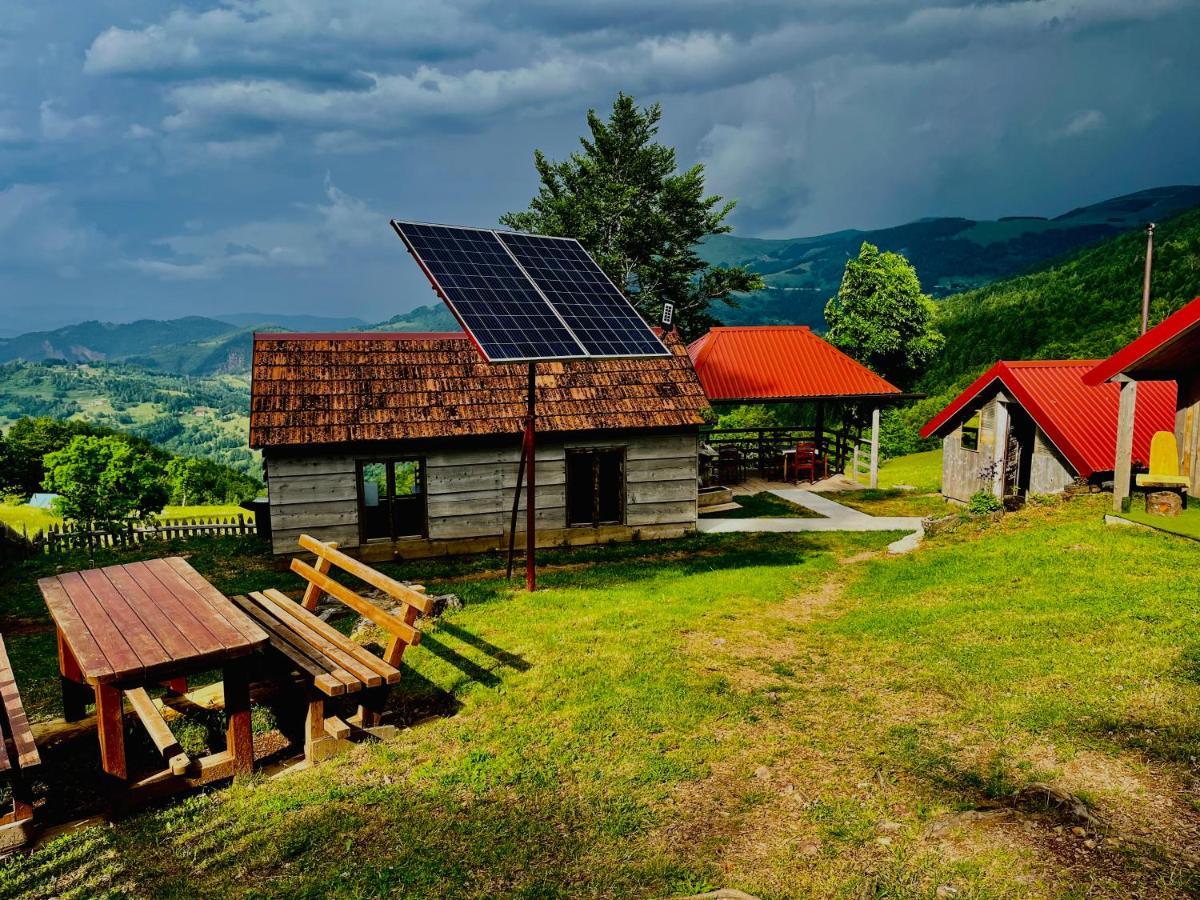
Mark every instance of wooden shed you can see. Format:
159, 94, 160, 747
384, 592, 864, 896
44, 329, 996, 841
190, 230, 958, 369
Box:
1085, 295, 1200, 509
249, 330, 710, 559
921, 361, 1176, 503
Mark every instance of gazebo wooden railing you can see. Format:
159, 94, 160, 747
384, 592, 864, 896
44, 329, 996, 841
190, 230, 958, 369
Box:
700, 425, 874, 486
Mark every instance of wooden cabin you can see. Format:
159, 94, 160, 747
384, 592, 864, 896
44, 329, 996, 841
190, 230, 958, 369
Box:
249, 330, 710, 559
921, 361, 1176, 503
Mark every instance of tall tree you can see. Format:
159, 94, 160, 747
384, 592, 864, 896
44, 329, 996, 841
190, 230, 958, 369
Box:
824, 242, 944, 388
43, 435, 168, 527
501, 93, 763, 341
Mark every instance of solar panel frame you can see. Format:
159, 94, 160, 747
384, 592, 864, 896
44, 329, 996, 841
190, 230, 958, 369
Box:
391, 221, 588, 363
391, 220, 669, 363
496, 232, 669, 359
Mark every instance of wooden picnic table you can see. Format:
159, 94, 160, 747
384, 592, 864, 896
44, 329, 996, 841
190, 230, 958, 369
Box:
38, 558, 268, 783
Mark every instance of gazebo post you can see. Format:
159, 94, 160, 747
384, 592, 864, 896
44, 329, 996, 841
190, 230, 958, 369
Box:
1113, 377, 1138, 512
869, 407, 881, 489
814, 400, 825, 459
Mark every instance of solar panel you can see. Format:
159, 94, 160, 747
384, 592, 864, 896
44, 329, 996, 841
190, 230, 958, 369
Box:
391, 220, 668, 362
497, 232, 668, 358
391, 221, 587, 362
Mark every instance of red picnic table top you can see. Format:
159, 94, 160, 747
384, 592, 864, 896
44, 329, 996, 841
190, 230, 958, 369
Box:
38, 558, 268, 686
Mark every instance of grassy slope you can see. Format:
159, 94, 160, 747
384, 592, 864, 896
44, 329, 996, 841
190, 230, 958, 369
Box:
4, 495, 1200, 896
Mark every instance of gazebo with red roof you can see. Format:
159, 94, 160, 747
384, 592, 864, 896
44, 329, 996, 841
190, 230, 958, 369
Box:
1084, 296, 1200, 510
688, 325, 916, 487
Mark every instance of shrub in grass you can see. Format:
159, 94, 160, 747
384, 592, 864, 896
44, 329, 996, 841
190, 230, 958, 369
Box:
967, 491, 1003, 515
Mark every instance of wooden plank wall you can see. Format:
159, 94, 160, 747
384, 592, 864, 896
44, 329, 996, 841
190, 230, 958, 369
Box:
1028, 431, 1075, 494
265, 432, 699, 556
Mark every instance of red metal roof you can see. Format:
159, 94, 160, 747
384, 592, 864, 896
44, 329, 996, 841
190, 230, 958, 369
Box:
921, 360, 1177, 477
1084, 296, 1200, 384
687, 326, 903, 402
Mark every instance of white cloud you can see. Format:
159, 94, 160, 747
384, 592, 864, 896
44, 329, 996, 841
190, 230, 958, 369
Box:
1057, 109, 1107, 139
39, 101, 103, 140
123, 176, 386, 280
84, 1, 485, 77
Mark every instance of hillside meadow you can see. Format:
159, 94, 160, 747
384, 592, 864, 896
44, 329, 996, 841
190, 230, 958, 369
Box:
0, 489, 1197, 897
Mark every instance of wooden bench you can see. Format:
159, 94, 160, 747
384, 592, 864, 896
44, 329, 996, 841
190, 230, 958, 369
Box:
0, 634, 40, 849
232, 534, 431, 763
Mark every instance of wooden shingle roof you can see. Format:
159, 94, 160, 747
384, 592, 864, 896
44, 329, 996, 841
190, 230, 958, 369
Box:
250, 330, 709, 448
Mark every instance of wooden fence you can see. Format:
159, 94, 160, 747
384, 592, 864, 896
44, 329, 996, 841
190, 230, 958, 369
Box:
31, 515, 257, 555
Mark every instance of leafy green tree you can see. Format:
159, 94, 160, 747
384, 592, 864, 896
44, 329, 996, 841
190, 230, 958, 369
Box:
501, 93, 764, 341
824, 242, 944, 388
43, 435, 168, 526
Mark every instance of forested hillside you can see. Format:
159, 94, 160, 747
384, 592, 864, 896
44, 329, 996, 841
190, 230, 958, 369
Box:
699, 184, 1200, 329
0, 361, 257, 478
924, 204, 1200, 391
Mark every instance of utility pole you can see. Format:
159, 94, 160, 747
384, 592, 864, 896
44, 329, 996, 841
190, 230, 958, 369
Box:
1141, 222, 1155, 335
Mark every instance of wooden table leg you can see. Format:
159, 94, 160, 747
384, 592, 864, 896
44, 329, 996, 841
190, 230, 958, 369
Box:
57, 630, 90, 722
224, 660, 254, 775
94, 683, 127, 781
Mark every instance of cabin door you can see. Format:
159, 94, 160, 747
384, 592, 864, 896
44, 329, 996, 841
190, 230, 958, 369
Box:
1003, 408, 1035, 497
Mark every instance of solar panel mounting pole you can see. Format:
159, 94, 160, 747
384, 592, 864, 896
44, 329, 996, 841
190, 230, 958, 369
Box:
525, 361, 537, 592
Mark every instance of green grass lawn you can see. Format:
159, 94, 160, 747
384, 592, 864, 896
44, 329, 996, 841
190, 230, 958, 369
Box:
3, 497, 1200, 897
700, 491, 824, 519
876, 447, 942, 492
0, 503, 253, 538
1120, 502, 1200, 541
819, 487, 950, 518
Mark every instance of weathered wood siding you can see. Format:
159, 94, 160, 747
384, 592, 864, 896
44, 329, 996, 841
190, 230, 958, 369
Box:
1028, 431, 1075, 494
940, 396, 998, 503
265, 431, 699, 557
941, 396, 1077, 501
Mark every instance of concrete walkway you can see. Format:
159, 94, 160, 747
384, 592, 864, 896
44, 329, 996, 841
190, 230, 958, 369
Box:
697, 488, 924, 554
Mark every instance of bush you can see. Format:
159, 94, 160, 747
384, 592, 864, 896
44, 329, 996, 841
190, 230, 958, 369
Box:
1027, 493, 1060, 507
967, 491, 1003, 515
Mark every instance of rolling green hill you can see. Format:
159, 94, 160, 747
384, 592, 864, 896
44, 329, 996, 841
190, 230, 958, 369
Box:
0, 361, 258, 478
699, 184, 1200, 328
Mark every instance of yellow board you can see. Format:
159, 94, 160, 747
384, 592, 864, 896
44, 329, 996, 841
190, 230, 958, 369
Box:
1136, 431, 1190, 487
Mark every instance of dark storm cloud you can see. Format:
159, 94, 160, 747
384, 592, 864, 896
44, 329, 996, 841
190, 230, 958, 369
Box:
0, 0, 1197, 333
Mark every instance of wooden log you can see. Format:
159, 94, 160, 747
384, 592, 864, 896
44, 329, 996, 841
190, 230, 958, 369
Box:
323, 716, 350, 741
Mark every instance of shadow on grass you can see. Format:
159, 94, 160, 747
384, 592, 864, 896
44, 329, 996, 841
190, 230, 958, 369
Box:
1082, 712, 1200, 766
418, 533, 872, 605
418, 635, 506, 689
435, 622, 531, 672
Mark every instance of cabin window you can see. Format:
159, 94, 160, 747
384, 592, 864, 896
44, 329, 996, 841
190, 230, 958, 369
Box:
961, 414, 981, 451
358, 458, 426, 542
566, 448, 625, 527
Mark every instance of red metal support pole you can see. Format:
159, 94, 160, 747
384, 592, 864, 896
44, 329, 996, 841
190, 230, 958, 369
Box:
526, 362, 537, 592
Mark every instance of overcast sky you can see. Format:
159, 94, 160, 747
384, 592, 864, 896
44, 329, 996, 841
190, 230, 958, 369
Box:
2, 0, 1198, 334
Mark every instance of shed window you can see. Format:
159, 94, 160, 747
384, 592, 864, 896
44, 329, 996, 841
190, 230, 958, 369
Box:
566, 448, 625, 527
358, 458, 426, 541
961, 414, 981, 451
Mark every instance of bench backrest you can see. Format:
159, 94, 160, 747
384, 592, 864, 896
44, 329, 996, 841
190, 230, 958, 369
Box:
291, 534, 433, 667
1148, 431, 1181, 477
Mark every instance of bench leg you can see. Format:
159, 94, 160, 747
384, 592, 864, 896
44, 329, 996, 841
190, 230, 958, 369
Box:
224, 660, 254, 776
57, 631, 90, 722
94, 683, 127, 781
357, 687, 388, 729
10, 771, 33, 823
304, 696, 324, 763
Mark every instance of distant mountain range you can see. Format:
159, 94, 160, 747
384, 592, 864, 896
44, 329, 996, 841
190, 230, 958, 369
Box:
698, 184, 1200, 327
2, 185, 1196, 377
0, 309, 457, 377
